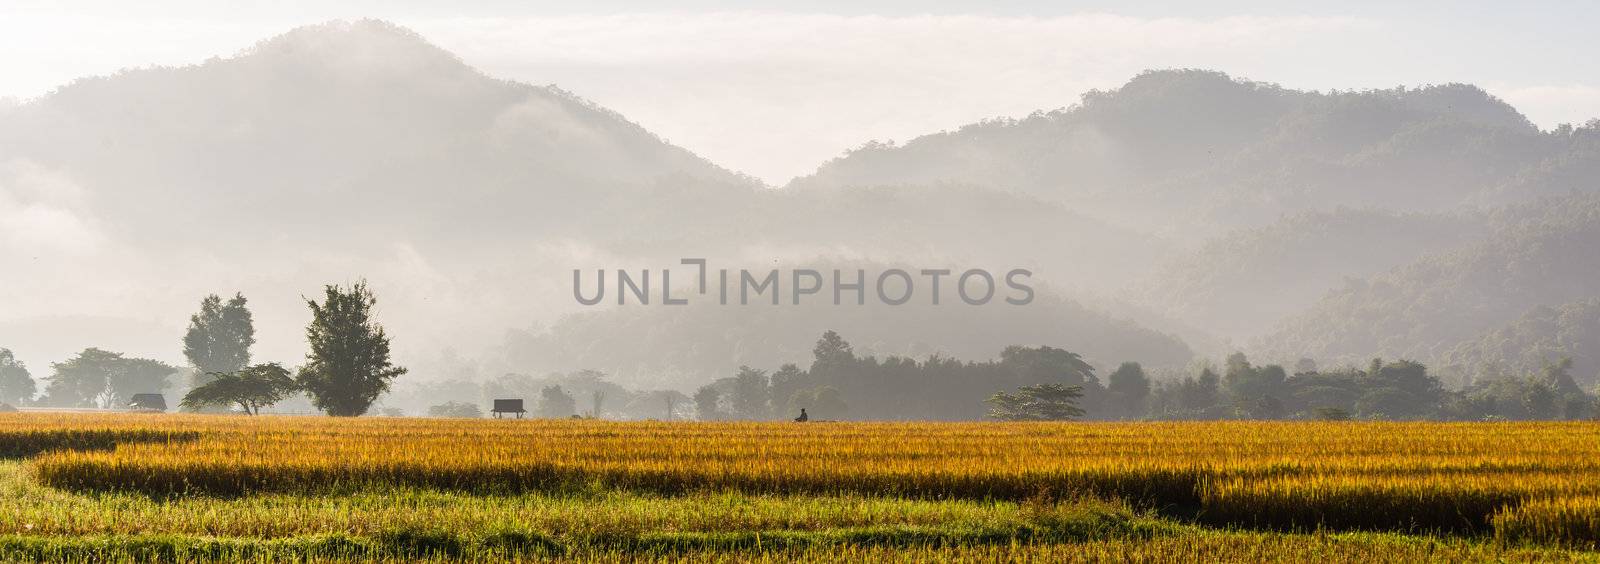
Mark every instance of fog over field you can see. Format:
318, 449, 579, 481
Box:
1, 10, 1597, 417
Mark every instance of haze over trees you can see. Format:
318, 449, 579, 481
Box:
1439, 299, 1600, 389
0, 349, 33, 406
182, 293, 256, 388
1136, 208, 1487, 338
426, 329, 1597, 423
427, 401, 482, 419
794, 70, 1553, 234
40, 349, 175, 409
0, 20, 1595, 413
538, 386, 577, 419
1258, 194, 1600, 377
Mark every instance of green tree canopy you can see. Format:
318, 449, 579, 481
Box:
180, 363, 298, 415
1000, 346, 1098, 388
1106, 362, 1151, 419
296, 281, 407, 416
811, 385, 848, 420
182, 293, 256, 387
986, 383, 1085, 421
812, 330, 854, 365
43, 349, 175, 409
538, 385, 577, 418
730, 365, 770, 420
693, 385, 722, 421
0, 349, 35, 406
768, 363, 807, 419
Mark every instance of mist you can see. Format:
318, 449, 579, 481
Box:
0, 16, 1596, 421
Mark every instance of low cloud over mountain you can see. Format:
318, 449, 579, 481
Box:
1, 20, 1597, 393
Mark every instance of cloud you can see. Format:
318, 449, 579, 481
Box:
0, 160, 104, 254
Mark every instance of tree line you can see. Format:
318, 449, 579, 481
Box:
4, 308, 1592, 422
0, 281, 406, 417
679, 332, 1598, 422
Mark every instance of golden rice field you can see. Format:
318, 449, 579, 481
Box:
1, 413, 1599, 562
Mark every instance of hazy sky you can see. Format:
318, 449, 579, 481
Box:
2, 1, 1597, 184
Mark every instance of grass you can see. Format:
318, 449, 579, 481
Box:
1, 413, 1599, 561
0, 530, 1589, 563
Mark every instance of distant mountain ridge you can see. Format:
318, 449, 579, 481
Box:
1, 20, 1596, 391
0, 20, 755, 249
790, 69, 1568, 236
0, 20, 1190, 386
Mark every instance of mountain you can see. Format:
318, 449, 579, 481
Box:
1473, 125, 1600, 205
6, 20, 1592, 395
788, 69, 1599, 364
1136, 208, 1487, 340
1255, 193, 1600, 368
1438, 299, 1600, 388
0, 20, 756, 251
0, 20, 1187, 382
790, 70, 1570, 235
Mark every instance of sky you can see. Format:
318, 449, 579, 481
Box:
2, 2, 1598, 185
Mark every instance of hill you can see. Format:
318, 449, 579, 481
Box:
0, 20, 1187, 382
1136, 208, 1486, 340
791, 70, 1567, 235
1256, 193, 1600, 368
1438, 299, 1600, 388
0, 20, 756, 250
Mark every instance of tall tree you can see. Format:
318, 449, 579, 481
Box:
768, 363, 808, 418
1000, 346, 1097, 386
999, 345, 1102, 415
589, 389, 605, 418
693, 385, 723, 421
538, 385, 577, 418
643, 389, 691, 421
1359, 359, 1443, 419
1545, 357, 1592, 420
1194, 367, 1222, 412
296, 281, 407, 416
180, 363, 298, 415
1105, 362, 1151, 419
812, 330, 854, 364
808, 330, 858, 391
182, 293, 256, 387
1542, 358, 1584, 397
811, 385, 848, 420
730, 366, 770, 420
0, 349, 35, 406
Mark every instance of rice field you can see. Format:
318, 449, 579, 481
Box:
2, 413, 1599, 561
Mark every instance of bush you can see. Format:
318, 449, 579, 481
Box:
427, 402, 482, 419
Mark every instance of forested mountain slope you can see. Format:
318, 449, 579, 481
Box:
792, 70, 1573, 235
1257, 194, 1600, 369
1137, 208, 1487, 339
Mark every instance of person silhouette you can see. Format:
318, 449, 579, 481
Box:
794, 408, 809, 422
